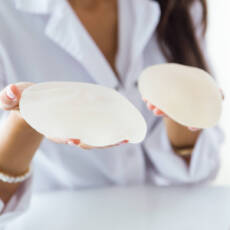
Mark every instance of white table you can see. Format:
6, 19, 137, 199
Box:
5, 186, 230, 230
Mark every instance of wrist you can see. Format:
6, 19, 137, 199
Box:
0, 111, 43, 175
163, 117, 201, 147
173, 145, 194, 157
9, 111, 41, 135
0, 165, 32, 183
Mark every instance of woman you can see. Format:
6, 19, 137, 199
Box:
0, 0, 224, 225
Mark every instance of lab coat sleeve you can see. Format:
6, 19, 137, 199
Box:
0, 57, 33, 228
0, 177, 33, 228
142, 1, 224, 185
143, 118, 224, 185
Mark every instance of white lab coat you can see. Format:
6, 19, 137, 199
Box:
0, 0, 224, 227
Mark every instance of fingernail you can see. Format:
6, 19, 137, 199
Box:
67, 141, 76, 146
123, 140, 129, 143
6, 86, 16, 101
153, 108, 161, 116
147, 102, 154, 110
73, 139, 81, 145
188, 127, 199, 132
68, 139, 81, 145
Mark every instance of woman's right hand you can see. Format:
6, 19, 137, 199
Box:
0, 83, 128, 150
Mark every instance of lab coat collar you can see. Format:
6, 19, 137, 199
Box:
14, 0, 161, 89
46, 1, 120, 88
132, 0, 161, 59
15, 0, 119, 88
14, 0, 59, 14
126, 0, 161, 86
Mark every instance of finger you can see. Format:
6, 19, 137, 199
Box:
153, 108, 165, 116
47, 137, 68, 144
188, 127, 201, 132
219, 88, 225, 100
79, 139, 129, 150
0, 82, 33, 111
142, 98, 148, 103
100, 139, 129, 148
48, 138, 129, 149
143, 98, 157, 111
79, 143, 94, 150
65, 140, 93, 149
48, 137, 81, 145
68, 139, 81, 146
0, 85, 20, 110
147, 102, 155, 111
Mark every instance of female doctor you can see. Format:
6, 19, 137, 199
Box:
0, 0, 224, 225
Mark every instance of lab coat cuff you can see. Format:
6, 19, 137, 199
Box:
189, 125, 224, 181
0, 173, 33, 227
143, 119, 224, 184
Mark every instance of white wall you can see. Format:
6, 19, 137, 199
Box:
207, 0, 230, 185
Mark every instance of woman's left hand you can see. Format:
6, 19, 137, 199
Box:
142, 98, 200, 132
143, 88, 224, 132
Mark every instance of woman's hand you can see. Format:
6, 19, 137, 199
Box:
48, 137, 129, 150
0, 83, 128, 150
142, 98, 200, 132
143, 88, 224, 132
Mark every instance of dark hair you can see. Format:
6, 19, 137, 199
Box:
155, 0, 209, 71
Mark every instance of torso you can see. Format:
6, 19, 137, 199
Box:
0, 0, 173, 188
69, 0, 119, 78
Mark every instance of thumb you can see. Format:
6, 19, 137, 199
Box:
0, 82, 33, 111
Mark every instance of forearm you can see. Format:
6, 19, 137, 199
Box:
163, 117, 201, 148
0, 111, 43, 204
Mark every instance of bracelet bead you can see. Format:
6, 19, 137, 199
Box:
0, 167, 32, 184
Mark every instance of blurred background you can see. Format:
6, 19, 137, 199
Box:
208, 0, 230, 185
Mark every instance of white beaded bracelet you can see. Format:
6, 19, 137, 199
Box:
0, 167, 32, 183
